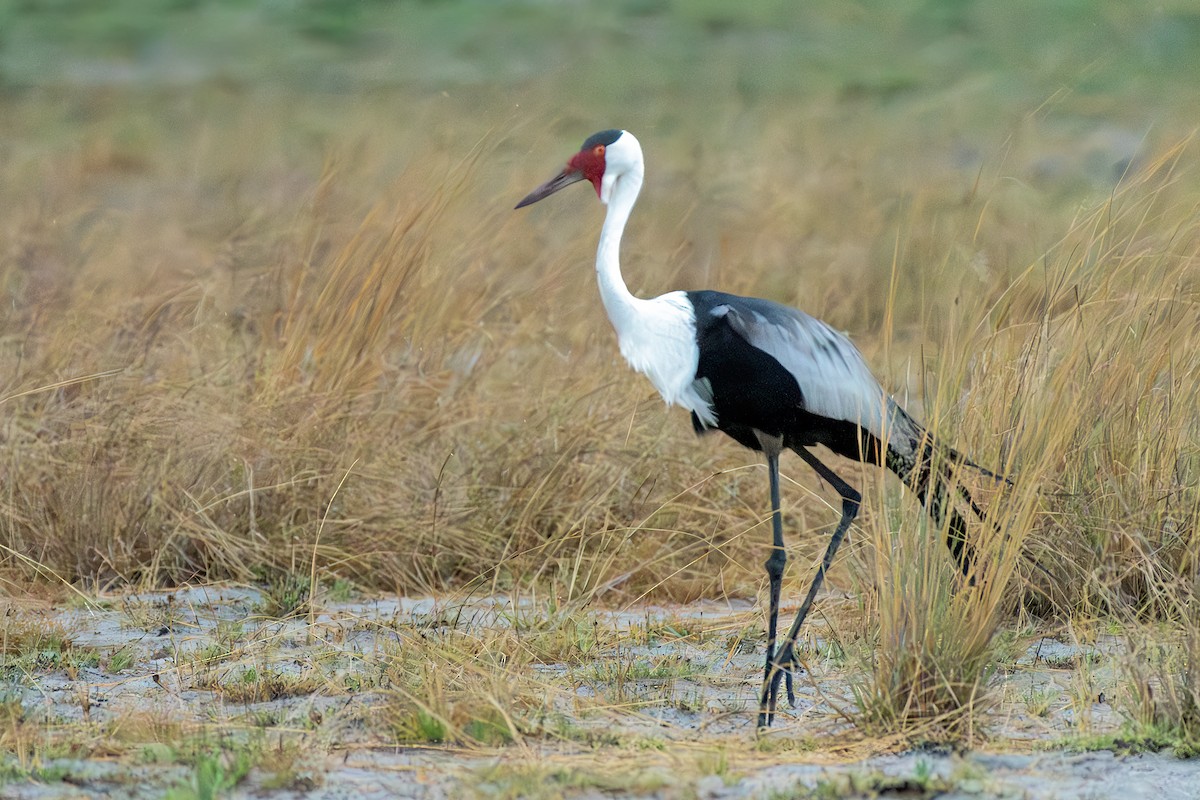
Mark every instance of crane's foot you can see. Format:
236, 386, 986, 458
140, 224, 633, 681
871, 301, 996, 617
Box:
756, 644, 800, 729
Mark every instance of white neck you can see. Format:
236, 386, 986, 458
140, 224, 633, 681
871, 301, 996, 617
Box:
588, 140, 706, 420
595, 164, 645, 337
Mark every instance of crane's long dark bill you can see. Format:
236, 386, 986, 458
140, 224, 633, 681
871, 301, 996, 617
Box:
515, 169, 585, 209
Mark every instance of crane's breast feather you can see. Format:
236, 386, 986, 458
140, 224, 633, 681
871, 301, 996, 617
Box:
615, 291, 714, 423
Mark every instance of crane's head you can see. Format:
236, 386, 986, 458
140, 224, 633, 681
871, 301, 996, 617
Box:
515, 129, 642, 209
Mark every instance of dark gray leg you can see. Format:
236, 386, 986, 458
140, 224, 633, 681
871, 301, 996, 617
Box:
760, 447, 861, 727
756, 451, 789, 729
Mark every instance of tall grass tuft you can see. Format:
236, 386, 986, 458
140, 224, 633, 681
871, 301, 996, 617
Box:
0, 127, 761, 598
850, 141, 1200, 740
1005, 142, 1200, 617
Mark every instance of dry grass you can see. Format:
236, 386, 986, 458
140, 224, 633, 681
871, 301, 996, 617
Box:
3, 110, 1199, 745
6, 112, 1192, 607
0, 110, 766, 601
1120, 623, 1200, 756
842, 141, 1200, 739
2, 3, 1199, 765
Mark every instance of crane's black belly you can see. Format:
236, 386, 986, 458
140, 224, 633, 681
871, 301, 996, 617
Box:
691, 316, 883, 465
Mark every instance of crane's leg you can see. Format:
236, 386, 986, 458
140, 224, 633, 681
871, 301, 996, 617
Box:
757, 451, 789, 729
760, 448, 861, 727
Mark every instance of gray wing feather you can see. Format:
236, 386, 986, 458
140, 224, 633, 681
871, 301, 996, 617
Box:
713, 299, 903, 442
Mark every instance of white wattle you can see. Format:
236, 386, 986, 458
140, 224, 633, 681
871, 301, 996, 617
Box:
592, 133, 715, 426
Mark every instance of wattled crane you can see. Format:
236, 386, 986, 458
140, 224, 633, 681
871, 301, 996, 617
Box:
516, 129, 1003, 728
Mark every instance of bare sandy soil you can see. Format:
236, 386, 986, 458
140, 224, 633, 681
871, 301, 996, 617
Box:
4, 587, 1197, 799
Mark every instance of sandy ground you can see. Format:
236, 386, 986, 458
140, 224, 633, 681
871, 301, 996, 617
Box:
4, 587, 1197, 798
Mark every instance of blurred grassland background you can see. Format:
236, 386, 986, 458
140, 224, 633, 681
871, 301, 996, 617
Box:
1, 0, 1198, 619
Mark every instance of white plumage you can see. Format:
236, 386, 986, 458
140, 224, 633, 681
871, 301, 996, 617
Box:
616, 291, 715, 424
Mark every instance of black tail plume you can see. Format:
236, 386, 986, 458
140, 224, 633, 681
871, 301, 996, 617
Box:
886, 441, 979, 576
881, 404, 1009, 576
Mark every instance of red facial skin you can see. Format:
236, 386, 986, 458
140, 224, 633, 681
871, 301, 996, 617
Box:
568, 145, 606, 198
